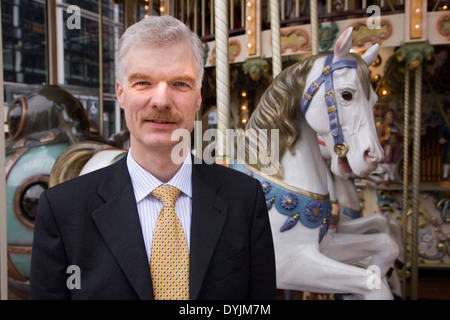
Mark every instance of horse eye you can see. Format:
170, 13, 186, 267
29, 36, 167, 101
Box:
342, 91, 352, 101
342, 91, 353, 101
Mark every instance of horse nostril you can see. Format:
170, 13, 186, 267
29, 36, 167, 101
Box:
364, 148, 375, 162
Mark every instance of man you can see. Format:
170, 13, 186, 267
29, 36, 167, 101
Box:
29, 15, 276, 300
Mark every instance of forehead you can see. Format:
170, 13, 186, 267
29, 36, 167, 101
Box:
123, 40, 194, 63
123, 41, 197, 74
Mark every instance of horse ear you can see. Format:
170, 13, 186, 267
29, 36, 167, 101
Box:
361, 43, 380, 66
334, 27, 353, 60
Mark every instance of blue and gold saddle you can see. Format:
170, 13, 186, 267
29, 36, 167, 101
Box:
231, 163, 332, 243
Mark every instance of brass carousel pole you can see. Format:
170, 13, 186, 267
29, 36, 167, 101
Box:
410, 63, 422, 300
0, 2, 7, 299
310, 0, 319, 56
46, 0, 58, 85
214, 0, 230, 164
395, 42, 433, 300
401, 66, 410, 300
403, 0, 428, 300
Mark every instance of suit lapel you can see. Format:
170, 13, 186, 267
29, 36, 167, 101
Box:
89, 155, 229, 300
90, 157, 154, 300
189, 159, 228, 300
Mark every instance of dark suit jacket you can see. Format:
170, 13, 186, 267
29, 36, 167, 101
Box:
29, 155, 276, 300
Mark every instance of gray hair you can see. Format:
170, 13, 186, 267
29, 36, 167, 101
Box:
116, 15, 204, 87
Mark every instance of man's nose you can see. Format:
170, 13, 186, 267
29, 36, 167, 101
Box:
151, 82, 171, 109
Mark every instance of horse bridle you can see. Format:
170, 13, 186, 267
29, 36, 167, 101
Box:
300, 54, 357, 158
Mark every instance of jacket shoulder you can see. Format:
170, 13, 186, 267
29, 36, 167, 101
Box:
193, 160, 263, 195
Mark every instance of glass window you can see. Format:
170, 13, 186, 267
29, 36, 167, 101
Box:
61, 0, 115, 20
2, 0, 46, 84
63, 14, 100, 88
102, 23, 118, 94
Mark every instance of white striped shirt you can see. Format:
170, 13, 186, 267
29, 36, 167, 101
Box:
126, 150, 192, 261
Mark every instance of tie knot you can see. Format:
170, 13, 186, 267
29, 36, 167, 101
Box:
151, 185, 180, 207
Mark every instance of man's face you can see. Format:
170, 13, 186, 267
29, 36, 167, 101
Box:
116, 41, 202, 154
386, 111, 393, 123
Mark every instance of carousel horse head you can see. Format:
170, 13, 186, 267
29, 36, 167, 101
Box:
303, 28, 383, 178
246, 27, 384, 179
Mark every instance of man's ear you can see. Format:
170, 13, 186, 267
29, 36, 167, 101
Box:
116, 81, 124, 108
196, 90, 202, 112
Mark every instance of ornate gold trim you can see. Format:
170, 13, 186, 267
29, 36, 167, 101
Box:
280, 26, 311, 53
242, 163, 329, 201
349, 19, 393, 47
437, 13, 450, 40
208, 39, 242, 66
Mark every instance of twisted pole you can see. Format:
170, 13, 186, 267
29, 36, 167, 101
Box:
310, 0, 319, 55
411, 64, 422, 300
270, 0, 282, 77
214, 0, 230, 163
401, 66, 410, 299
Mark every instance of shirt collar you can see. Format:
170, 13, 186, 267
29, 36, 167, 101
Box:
127, 150, 192, 203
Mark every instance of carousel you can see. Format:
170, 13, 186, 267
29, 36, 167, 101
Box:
1, 0, 450, 300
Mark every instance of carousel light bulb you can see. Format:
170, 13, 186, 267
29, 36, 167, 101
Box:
247, 1, 252, 7
242, 119, 247, 124
241, 105, 247, 110
160, 6, 165, 13
444, 5, 448, 10
241, 91, 247, 97
415, 24, 421, 29
382, 89, 388, 95
415, 8, 421, 13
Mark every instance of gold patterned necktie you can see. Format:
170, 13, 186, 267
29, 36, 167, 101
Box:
150, 185, 189, 300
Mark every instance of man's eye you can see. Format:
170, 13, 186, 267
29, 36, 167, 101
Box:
134, 81, 150, 86
175, 82, 188, 87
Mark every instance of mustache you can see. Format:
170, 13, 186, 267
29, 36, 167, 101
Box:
138, 109, 183, 123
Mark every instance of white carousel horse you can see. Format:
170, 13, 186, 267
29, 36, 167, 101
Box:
231, 27, 398, 299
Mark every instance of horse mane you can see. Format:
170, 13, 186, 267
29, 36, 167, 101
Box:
242, 52, 371, 177
241, 55, 319, 177
352, 52, 372, 101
